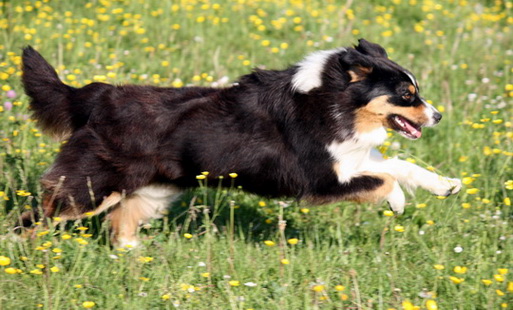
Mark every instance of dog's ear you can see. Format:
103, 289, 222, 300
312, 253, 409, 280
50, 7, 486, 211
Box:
354, 39, 388, 58
339, 47, 375, 83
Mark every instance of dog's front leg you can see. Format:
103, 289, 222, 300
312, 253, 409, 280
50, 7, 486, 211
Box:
364, 149, 462, 197
319, 167, 407, 214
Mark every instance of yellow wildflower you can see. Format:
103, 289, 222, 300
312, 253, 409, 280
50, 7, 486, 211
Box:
0, 256, 11, 266
287, 238, 299, 245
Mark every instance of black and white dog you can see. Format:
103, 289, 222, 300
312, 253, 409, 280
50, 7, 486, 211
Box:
20, 39, 461, 247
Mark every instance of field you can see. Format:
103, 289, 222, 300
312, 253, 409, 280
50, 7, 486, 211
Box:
0, 0, 512, 309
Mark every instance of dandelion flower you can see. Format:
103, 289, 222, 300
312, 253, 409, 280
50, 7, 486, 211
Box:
494, 274, 505, 282
394, 225, 405, 232
4, 267, 17, 274
453, 266, 468, 274
335, 285, 345, 291
466, 188, 479, 194
228, 173, 238, 178
82, 301, 95, 308
426, 299, 438, 310
287, 238, 299, 245
462, 177, 474, 185
0, 256, 11, 266
263, 240, 275, 246
311, 284, 325, 292
280, 258, 290, 265
482, 279, 493, 285
507, 282, 513, 292
383, 210, 394, 216
183, 233, 193, 239
504, 180, 513, 190
449, 276, 464, 284
228, 280, 240, 287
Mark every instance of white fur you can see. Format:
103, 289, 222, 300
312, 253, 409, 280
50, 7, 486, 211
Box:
404, 70, 419, 90
132, 184, 182, 220
386, 180, 406, 214
291, 48, 346, 93
328, 130, 461, 214
421, 99, 441, 127
327, 128, 388, 183
363, 149, 462, 196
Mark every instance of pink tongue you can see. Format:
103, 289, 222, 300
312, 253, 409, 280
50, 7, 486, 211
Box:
403, 120, 422, 139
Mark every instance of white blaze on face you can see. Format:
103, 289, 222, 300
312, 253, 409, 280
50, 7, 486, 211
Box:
403, 70, 419, 91
421, 98, 441, 127
291, 48, 346, 93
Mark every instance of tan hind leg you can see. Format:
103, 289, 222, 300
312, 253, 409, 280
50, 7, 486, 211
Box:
108, 185, 182, 248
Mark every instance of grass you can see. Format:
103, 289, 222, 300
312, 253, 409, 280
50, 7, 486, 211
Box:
0, 0, 512, 309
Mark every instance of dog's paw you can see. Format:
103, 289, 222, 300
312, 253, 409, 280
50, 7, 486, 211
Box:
114, 237, 140, 249
427, 177, 462, 197
386, 181, 406, 214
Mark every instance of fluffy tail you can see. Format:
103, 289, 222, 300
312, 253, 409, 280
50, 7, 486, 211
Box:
22, 46, 112, 139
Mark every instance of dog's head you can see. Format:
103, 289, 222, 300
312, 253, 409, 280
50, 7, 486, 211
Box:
292, 39, 442, 140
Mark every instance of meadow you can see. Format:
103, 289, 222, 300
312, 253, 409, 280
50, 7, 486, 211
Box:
0, 0, 512, 309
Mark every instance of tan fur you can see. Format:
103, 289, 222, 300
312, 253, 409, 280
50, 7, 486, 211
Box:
307, 171, 395, 205
108, 196, 147, 247
108, 185, 181, 247
348, 66, 373, 82
354, 95, 429, 133
408, 84, 416, 94
347, 172, 395, 204
50, 191, 122, 222
333, 162, 341, 178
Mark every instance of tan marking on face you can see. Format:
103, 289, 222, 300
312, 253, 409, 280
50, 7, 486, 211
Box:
354, 95, 430, 133
408, 84, 416, 95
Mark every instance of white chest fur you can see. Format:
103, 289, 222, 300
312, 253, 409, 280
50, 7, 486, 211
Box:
327, 127, 388, 183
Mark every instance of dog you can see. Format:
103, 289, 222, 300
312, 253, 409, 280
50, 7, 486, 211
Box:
19, 39, 461, 247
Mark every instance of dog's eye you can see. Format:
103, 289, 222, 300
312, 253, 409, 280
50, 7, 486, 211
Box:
402, 93, 414, 103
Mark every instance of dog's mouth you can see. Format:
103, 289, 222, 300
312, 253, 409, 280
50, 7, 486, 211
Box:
389, 114, 422, 139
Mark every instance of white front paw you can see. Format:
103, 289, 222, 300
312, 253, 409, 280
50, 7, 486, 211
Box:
387, 181, 406, 214
428, 177, 462, 197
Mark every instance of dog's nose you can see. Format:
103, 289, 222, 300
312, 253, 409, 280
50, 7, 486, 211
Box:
433, 112, 442, 124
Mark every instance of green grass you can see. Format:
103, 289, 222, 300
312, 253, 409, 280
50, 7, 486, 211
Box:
1, 0, 513, 309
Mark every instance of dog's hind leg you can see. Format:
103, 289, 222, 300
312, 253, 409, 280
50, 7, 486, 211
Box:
108, 184, 182, 248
